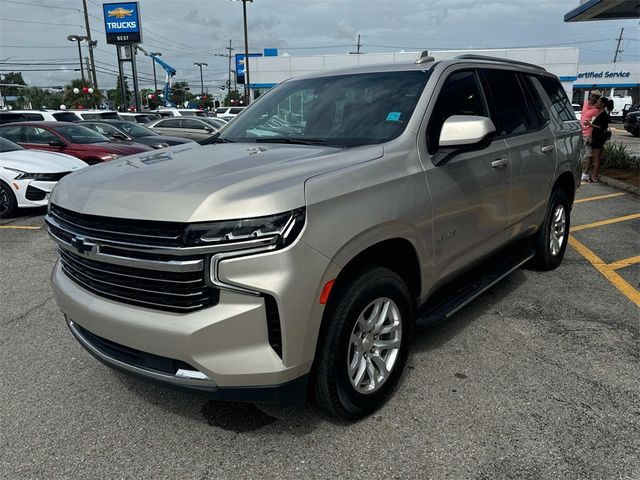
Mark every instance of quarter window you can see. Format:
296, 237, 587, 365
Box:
537, 76, 575, 122
427, 70, 487, 153
480, 69, 533, 137
157, 119, 181, 128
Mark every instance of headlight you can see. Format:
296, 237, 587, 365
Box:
3, 168, 59, 181
185, 208, 305, 251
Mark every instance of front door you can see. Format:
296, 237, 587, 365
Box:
423, 69, 511, 283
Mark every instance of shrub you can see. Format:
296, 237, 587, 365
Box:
602, 142, 639, 170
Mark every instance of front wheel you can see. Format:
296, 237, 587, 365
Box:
311, 267, 413, 420
0, 181, 18, 219
531, 188, 571, 270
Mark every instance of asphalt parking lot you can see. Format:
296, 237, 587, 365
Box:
1, 184, 638, 480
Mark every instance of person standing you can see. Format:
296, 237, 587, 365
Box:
580, 90, 602, 182
584, 96, 613, 183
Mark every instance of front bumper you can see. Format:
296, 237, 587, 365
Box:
51, 238, 337, 402
13, 179, 56, 208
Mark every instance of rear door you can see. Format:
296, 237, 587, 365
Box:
150, 118, 184, 137
180, 119, 211, 140
424, 69, 511, 282
479, 69, 557, 236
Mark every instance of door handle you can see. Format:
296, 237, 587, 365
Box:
541, 145, 554, 153
491, 157, 508, 168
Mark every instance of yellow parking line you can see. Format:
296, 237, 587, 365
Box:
574, 192, 626, 204
568, 235, 640, 308
609, 255, 640, 271
0, 225, 42, 230
571, 213, 640, 232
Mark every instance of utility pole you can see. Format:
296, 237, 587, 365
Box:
82, 0, 98, 90
613, 27, 624, 63
194, 62, 208, 104
150, 52, 161, 94
350, 34, 363, 54
241, 0, 252, 105
226, 39, 234, 99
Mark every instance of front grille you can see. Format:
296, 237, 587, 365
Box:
47, 205, 220, 313
59, 249, 219, 312
25, 185, 47, 201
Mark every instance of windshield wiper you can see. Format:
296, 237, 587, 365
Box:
199, 137, 234, 145
254, 137, 329, 146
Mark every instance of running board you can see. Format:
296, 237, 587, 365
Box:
415, 243, 535, 328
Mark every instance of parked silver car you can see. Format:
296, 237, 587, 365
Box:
47, 54, 581, 419
145, 117, 223, 141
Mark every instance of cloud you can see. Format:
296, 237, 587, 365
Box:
336, 21, 356, 40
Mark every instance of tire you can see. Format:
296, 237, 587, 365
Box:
311, 267, 413, 420
531, 188, 570, 270
0, 181, 18, 219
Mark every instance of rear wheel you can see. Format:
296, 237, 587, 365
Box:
312, 267, 412, 420
0, 181, 18, 219
531, 188, 570, 270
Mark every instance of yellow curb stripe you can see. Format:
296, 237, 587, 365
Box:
609, 255, 640, 271
571, 213, 640, 232
569, 235, 640, 308
574, 192, 626, 204
0, 225, 42, 230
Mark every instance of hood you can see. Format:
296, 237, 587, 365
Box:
51, 142, 383, 222
0, 149, 87, 173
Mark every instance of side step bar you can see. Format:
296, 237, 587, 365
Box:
416, 243, 536, 328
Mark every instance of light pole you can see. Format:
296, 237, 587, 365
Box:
194, 62, 208, 106
232, 0, 252, 105
67, 35, 88, 86
150, 52, 162, 96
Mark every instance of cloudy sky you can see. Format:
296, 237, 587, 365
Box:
0, 0, 638, 93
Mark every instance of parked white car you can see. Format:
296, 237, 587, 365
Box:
214, 106, 245, 120
0, 109, 81, 123
0, 137, 86, 218
154, 108, 208, 118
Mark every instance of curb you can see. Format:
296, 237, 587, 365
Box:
599, 175, 640, 196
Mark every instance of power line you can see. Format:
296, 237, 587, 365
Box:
0, 0, 81, 10
0, 17, 84, 27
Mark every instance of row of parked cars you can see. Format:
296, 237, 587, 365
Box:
0, 107, 245, 217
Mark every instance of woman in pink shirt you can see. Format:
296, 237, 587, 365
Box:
580, 90, 602, 182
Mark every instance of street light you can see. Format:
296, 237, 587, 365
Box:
67, 35, 88, 86
150, 52, 162, 95
194, 62, 208, 105
232, 0, 252, 105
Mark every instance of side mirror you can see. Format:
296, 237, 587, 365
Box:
48, 138, 66, 147
112, 132, 128, 140
433, 115, 496, 166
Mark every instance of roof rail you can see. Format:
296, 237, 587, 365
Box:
454, 54, 546, 71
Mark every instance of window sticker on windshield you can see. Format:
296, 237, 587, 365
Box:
386, 112, 401, 122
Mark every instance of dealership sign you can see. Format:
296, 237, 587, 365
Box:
103, 2, 142, 44
577, 70, 631, 79
235, 53, 262, 84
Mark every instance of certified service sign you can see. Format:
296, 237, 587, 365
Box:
103, 2, 142, 44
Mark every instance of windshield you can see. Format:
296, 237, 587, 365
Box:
219, 70, 430, 147
201, 117, 227, 129
0, 136, 24, 152
115, 122, 156, 137
55, 125, 110, 144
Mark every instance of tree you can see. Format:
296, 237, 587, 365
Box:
20, 87, 64, 110
224, 89, 243, 107
62, 78, 102, 109
106, 75, 131, 111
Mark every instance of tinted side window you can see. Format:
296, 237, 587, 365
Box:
22, 113, 44, 121
520, 74, 550, 129
427, 70, 487, 153
157, 119, 181, 128
53, 112, 81, 122
0, 125, 24, 142
480, 69, 533, 137
81, 113, 100, 120
537, 76, 575, 122
0, 113, 25, 124
182, 119, 206, 129
229, 108, 244, 114
22, 126, 58, 144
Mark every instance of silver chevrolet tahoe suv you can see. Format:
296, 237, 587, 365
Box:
47, 54, 582, 419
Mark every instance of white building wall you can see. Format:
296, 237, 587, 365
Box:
249, 47, 579, 98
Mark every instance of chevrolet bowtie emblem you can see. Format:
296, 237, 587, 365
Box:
70, 235, 97, 255
107, 7, 134, 19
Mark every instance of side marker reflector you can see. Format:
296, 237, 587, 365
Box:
319, 279, 335, 304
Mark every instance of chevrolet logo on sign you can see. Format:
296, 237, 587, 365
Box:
107, 7, 134, 18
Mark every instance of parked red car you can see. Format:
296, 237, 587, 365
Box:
0, 121, 153, 164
